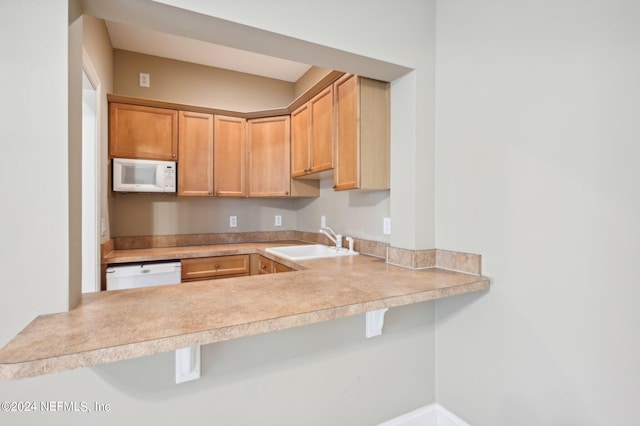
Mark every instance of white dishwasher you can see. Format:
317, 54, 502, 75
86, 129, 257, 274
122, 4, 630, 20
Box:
105, 260, 200, 384
106, 261, 181, 290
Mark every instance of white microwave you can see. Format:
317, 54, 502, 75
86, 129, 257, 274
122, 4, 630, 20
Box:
113, 158, 176, 193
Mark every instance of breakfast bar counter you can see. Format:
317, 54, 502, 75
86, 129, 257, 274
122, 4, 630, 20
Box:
0, 243, 489, 380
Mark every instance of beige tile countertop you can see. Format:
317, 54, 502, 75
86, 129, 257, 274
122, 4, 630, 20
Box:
0, 243, 489, 380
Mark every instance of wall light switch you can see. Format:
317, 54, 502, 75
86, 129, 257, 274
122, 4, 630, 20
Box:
230, 216, 237, 228
321, 215, 326, 228
139, 73, 150, 87
383, 217, 391, 235
275, 215, 282, 227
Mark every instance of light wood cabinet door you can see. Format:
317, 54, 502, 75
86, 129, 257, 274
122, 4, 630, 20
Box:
333, 74, 390, 191
290, 86, 333, 178
214, 115, 247, 197
178, 111, 214, 196
290, 103, 310, 177
181, 255, 250, 282
109, 103, 178, 160
247, 116, 291, 197
309, 85, 333, 173
257, 255, 274, 274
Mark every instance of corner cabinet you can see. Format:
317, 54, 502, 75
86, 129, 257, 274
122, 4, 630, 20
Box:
247, 116, 291, 197
291, 85, 334, 178
333, 74, 390, 191
178, 111, 214, 196
109, 102, 178, 161
214, 115, 247, 197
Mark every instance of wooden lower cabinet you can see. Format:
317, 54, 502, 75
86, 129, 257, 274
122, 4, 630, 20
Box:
181, 255, 250, 282
257, 255, 293, 274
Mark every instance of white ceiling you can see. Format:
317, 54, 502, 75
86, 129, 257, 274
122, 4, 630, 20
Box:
105, 20, 312, 83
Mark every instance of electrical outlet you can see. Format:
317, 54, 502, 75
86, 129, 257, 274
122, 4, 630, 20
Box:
275, 215, 282, 227
139, 73, 150, 87
229, 216, 237, 228
321, 215, 326, 228
383, 217, 391, 235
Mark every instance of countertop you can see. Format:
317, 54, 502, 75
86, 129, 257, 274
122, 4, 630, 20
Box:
0, 242, 489, 380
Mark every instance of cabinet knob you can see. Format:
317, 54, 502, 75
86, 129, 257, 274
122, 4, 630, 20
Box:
285, 191, 289, 196
332, 185, 337, 189
261, 264, 267, 270
214, 264, 220, 269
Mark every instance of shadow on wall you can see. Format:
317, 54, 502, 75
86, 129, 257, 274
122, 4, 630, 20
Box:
90, 301, 434, 400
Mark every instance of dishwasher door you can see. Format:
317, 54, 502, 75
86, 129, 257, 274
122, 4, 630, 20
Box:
106, 261, 181, 290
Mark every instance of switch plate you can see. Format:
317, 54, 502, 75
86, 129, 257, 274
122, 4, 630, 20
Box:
230, 216, 237, 228
383, 217, 391, 235
321, 215, 326, 228
101, 218, 106, 237
275, 215, 282, 227
139, 73, 150, 87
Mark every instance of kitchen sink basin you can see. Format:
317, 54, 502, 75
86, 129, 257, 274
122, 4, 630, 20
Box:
265, 244, 359, 261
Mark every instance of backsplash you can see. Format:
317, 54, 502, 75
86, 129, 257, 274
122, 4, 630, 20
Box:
106, 231, 481, 274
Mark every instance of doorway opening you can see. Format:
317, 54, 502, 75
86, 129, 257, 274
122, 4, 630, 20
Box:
82, 62, 100, 293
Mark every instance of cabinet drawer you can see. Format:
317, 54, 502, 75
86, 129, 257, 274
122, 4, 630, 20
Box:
181, 255, 250, 281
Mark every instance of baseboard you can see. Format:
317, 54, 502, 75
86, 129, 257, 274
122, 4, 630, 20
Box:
377, 403, 470, 426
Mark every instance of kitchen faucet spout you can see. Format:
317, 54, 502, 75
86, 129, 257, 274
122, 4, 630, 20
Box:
319, 226, 343, 249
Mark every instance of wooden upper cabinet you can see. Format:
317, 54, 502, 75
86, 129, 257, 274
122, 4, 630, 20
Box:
109, 102, 178, 160
290, 103, 310, 177
309, 85, 334, 173
214, 115, 247, 197
247, 116, 291, 197
333, 74, 390, 191
178, 111, 214, 196
290, 86, 333, 178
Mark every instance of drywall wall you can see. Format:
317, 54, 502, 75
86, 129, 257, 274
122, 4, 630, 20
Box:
293, 66, 333, 98
0, 0, 71, 345
434, 1, 640, 424
111, 194, 297, 236
295, 179, 390, 244
113, 49, 295, 111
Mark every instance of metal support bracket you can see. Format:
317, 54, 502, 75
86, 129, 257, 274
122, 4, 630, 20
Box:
366, 308, 389, 338
175, 345, 201, 384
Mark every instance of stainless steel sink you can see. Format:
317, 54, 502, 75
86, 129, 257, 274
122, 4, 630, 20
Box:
265, 244, 359, 261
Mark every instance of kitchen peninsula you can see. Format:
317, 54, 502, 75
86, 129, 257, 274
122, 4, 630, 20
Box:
0, 238, 488, 380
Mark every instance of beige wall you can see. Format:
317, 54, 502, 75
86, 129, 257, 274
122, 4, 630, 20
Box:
293, 66, 333, 98
114, 49, 294, 111
111, 194, 297, 236
0, 0, 72, 345
434, 0, 640, 424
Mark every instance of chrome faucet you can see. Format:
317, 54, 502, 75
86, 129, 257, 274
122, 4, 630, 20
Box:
319, 226, 342, 249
